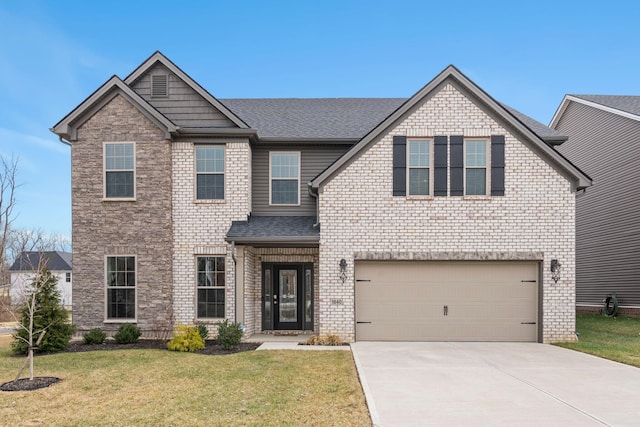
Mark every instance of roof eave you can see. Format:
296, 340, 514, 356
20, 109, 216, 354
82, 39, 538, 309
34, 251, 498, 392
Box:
225, 236, 320, 246
51, 76, 178, 141
257, 137, 359, 144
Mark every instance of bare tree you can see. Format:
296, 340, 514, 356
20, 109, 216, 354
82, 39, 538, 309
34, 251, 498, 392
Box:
0, 155, 19, 311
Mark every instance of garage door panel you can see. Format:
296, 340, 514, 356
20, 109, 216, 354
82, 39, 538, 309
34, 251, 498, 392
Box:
355, 261, 538, 342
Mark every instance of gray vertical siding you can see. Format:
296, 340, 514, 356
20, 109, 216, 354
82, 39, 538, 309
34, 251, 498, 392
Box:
131, 63, 236, 128
555, 102, 640, 307
252, 145, 350, 216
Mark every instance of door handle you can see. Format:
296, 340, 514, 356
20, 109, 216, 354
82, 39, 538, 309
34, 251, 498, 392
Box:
444, 305, 448, 316
273, 295, 278, 305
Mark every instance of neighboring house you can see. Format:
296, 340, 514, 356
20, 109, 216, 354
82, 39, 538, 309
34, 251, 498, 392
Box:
9, 251, 73, 310
551, 95, 640, 316
51, 52, 590, 342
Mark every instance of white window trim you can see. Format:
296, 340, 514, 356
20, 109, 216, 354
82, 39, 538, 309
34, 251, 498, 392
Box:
194, 144, 226, 202
103, 141, 136, 201
406, 138, 434, 197
195, 255, 227, 320
463, 138, 490, 197
269, 151, 301, 206
104, 255, 137, 323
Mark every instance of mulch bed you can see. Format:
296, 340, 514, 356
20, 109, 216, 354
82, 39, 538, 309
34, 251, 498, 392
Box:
1, 376, 60, 392
61, 339, 261, 355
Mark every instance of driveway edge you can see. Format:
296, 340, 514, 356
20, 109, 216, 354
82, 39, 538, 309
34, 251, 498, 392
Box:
350, 343, 381, 427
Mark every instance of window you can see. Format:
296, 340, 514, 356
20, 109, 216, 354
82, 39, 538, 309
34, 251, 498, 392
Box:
196, 256, 225, 318
106, 256, 136, 319
408, 139, 431, 195
105, 142, 135, 198
65, 272, 71, 283
270, 152, 299, 205
195, 145, 225, 199
465, 140, 487, 195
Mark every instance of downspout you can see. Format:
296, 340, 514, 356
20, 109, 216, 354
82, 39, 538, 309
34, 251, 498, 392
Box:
231, 241, 238, 323
308, 183, 320, 228
58, 135, 72, 146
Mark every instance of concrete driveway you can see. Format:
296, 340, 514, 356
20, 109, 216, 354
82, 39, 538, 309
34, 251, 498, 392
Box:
351, 342, 640, 427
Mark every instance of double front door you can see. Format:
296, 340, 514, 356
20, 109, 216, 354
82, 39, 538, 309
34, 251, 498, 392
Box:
262, 263, 313, 331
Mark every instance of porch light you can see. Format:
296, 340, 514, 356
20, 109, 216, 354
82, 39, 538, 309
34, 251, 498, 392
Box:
339, 258, 347, 283
550, 259, 561, 283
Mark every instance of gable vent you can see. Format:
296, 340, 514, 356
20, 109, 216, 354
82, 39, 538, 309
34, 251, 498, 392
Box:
151, 74, 168, 97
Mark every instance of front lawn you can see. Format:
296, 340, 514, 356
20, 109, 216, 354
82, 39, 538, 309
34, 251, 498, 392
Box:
555, 314, 640, 367
0, 339, 371, 426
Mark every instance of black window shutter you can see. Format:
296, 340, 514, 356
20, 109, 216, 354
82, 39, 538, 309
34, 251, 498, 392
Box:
392, 135, 407, 196
449, 135, 464, 196
491, 135, 505, 196
433, 136, 448, 196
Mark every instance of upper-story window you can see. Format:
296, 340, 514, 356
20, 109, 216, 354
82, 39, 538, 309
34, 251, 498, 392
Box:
270, 152, 300, 205
465, 139, 488, 195
195, 145, 225, 200
407, 139, 431, 196
104, 142, 135, 199
65, 272, 71, 283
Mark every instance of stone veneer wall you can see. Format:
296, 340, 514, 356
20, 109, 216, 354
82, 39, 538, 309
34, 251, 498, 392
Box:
72, 95, 173, 336
247, 248, 320, 334
318, 83, 577, 343
172, 140, 251, 325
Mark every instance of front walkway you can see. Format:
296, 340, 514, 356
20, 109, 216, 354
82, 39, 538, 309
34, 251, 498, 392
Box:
352, 342, 640, 427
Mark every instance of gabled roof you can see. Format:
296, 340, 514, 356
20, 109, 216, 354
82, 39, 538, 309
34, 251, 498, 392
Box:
220, 98, 406, 140
310, 65, 591, 191
124, 51, 250, 129
51, 75, 178, 141
10, 251, 72, 272
500, 103, 567, 145
550, 95, 640, 127
226, 216, 319, 246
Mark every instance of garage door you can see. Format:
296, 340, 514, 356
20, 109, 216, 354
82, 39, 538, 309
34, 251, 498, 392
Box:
355, 261, 538, 342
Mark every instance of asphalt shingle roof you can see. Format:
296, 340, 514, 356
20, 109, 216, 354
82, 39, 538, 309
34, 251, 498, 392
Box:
571, 95, 640, 117
227, 216, 319, 242
220, 98, 562, 142
9, 251, 72, 272
220, 98, 406, 139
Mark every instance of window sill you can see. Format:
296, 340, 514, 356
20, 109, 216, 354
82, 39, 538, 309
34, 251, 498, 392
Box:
104, 319, 137, 324
102, 198, 136, 202
194, 199, 226, 204
195, 318, 226, 323
406, 195, 434, 201
462, 195, 492, 201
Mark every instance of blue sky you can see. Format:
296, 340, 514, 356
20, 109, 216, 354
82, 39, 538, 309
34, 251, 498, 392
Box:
1, 0, 639, 239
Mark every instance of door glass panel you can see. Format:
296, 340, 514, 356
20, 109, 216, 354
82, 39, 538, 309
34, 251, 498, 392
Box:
264, 268, 272, 329
305, 268, 312, 325
279, 269, 297, 323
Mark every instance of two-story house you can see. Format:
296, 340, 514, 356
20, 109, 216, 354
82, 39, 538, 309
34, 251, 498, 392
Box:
52, 52, 590, 342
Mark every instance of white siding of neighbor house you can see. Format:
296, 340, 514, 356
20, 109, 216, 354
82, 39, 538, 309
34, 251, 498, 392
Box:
318, 83, 577, 343
10, 271, 72, 310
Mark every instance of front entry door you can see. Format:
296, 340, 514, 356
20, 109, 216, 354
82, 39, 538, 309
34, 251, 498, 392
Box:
263, 263, 313, 331
274, 265, 303, 330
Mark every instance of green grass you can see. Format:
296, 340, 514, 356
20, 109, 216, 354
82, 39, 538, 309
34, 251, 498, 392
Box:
555, 314, 640, 367
0, 338, 371, 426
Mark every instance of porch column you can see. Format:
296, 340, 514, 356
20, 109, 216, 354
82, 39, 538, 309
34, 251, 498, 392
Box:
235, 246, 245, 325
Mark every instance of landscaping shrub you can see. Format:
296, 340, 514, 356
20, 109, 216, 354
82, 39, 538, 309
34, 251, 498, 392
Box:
83, 328, 107, 345
303, 334, 344, 346
217, 320, 243, 350
196, 324, 208, 341
167, 325, 205, 352
12, 269, 76, 354
114, 324, 141, 344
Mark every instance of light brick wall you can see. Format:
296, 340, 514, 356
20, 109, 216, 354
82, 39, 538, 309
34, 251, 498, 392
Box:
172, 140, 251, 325
72, 95, 173, 337
318, 83, 576, 343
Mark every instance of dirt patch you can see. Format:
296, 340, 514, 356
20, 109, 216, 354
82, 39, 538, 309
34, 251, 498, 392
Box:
1, 376, 60, 392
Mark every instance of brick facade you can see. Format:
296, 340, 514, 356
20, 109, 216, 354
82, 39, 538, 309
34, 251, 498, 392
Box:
72, 95, 173, 337
171, 139, 251, 326
318, 84, 577, 343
